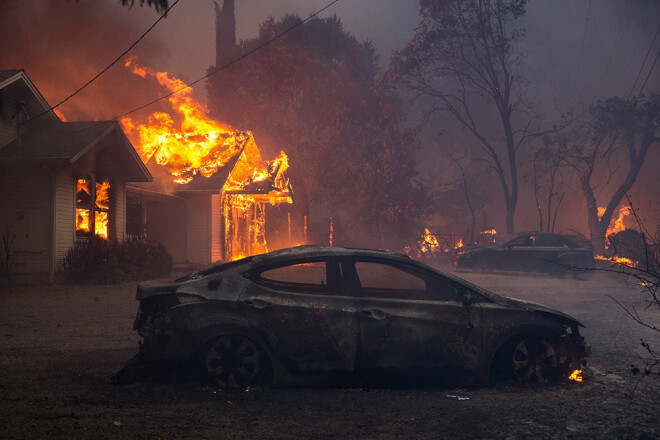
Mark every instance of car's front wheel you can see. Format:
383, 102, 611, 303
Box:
204, 334, 264, 388
511, 336, 558, 384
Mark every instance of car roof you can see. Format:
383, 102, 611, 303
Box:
250, 245, 412, 265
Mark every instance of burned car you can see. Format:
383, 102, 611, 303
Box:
122, 246, 588, 388
454, 231, 595, 274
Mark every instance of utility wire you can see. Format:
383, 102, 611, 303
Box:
28, 0, 341, 146
638, 50, 660, 95
112, 0, 341, 120
32, 0, 180, 121
628, 22, 660, 98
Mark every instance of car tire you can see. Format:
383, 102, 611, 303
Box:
511, 336, 559, 384
204, 334, 265, 389
474, 256, 495, 272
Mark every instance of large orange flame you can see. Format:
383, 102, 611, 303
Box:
121, 58, 292, 260
598, 205, 631, 237
121, 57, 251, 184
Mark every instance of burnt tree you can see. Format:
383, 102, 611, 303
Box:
207, 13, 425, 241
557, 94, 660, 252
391, 0, 536, 234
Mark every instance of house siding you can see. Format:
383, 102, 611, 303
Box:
142, 196, 187, 263
0, 121, 15, 147
0, 164, 53, 273
111, 176, 126, 243
211, 194, 222, 262
185, 194, 212, 264
53, 168, 75, 266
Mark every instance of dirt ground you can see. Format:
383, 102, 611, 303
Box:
1, 269, 659, 439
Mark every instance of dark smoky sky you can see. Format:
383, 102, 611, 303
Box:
1, 0, 658, 234
1, 0, 657, 119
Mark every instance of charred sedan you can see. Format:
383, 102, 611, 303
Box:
125, 246, 588, 388
454, 231, 595, 274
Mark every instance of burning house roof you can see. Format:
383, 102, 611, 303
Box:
121, 59, 292, 261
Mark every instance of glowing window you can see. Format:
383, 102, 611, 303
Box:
75, 177, 110, 239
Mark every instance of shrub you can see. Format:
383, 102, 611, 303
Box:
59, 236, 173, 284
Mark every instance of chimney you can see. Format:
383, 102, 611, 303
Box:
214, 0, 238, 68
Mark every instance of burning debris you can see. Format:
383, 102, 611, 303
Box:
121, 58, 292, 260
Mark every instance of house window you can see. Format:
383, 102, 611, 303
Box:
76, 177, 110, 239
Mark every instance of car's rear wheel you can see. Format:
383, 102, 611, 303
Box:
511, 336, 558, 384
474, 256, 495, 272
204, 335, 263, 388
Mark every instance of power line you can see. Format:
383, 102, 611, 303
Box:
628, 22, 660, 98
638, 50, 660, 95
112, 0, 341, 120
33, 0, 181, 121
27, 0, 342, 146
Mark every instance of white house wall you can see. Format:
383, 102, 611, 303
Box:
185, 194, 212, 264
53, 167, 74, 266
0, 164, 53, 273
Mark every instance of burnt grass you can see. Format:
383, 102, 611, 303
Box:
1, 271, 659, 439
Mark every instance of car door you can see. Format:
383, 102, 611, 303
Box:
533, 233, 568, 269
505, 233, 538, 270
347, 258, 478, 372
239, 258, 358, 373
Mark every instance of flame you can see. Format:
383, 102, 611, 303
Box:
54, 109, 67, 121
568, 369, 583, 382
599, 205, 631, 237
595, 254, 638, 268
481, 229, 497, 235
95, 212, 108, 239
121, 57, 246, 185
456, 238, 464, 249
95, 180, 110, 210
120, 59, 292, 260
419, 228, 440, 254
76, 209, 89, 234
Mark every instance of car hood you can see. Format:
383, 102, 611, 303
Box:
486, 293, 584, 327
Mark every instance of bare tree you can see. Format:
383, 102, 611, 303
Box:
531, 144, 566, 233
391, 0, 542, 234
556, 94, 660, 252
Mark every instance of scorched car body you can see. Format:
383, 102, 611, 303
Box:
454, 231, 595, 274
129, 246, 589, 388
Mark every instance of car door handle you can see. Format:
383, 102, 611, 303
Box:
242, 299, 271, 309
362, 310, 387, 320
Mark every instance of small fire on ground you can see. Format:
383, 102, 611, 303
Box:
568, 369, 583, 382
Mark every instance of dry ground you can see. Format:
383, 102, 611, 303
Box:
1, 270, 659, 439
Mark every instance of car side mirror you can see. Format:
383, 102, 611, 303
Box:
461, 289, 475, 306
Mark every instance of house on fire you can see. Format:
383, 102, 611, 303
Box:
0, 70, 152, 282
0, 69, 292, 282
126, 133, 293, 264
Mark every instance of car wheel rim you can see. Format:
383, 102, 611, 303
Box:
512, 338, 557, 383
205, 335, 262, 388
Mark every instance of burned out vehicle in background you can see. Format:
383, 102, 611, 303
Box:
454, 231, 595, 274
121, 246, 589, 388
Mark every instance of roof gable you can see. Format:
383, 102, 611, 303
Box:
0, 120, 152, 182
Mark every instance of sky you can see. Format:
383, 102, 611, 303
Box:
1, 0, 659, 235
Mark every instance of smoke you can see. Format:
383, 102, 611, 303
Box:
0, 0, 169, 121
